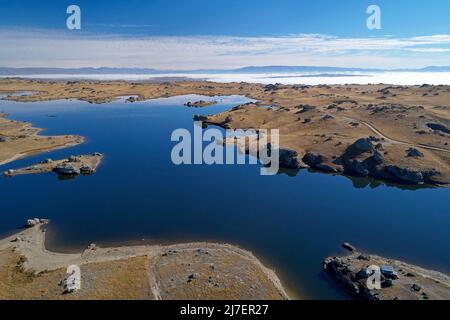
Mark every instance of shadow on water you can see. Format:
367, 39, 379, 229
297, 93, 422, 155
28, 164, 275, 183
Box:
342, 175, 439, 190
277, 168, 438, 191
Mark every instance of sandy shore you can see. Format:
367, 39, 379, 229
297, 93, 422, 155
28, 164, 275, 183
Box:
1, 78, 448, 186
0, 222, 290, 300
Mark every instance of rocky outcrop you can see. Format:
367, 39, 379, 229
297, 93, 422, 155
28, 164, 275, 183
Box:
185, 100, 217, 108
342, 138, 374, 158
324, 256, 377, 300
302, 152, 337, 173
344, 159, 369, 177
292, 136, 446, 186
264, 84, 279, 91
279, 149, 303, 169
296, 104, 316, 114
324, 249, 450, 300
426, 123, 450, 134
193, 115, 209, 122
407, 148, 424, 158
54, 163, 81, 175
26, 218, 50, 228
384, 166, 425, 184
302, 152, 324, 167
329, 137, 445, 185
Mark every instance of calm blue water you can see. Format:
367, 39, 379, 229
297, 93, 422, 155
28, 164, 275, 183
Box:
0, 95, 449, 299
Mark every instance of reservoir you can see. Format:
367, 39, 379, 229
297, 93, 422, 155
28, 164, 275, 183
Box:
0, 95, 449, 299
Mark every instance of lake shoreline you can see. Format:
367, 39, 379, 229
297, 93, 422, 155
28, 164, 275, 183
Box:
1, 78, 449, 187
0, 112, 85, 167
0, 86, 449, 299
0, 220, 291, 300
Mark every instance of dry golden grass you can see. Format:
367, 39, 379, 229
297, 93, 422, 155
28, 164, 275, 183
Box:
0, 114, 84, 165
151, 247, 287, 300
0, 250, 154, 300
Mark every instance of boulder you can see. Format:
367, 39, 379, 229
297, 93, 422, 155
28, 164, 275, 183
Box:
26, 218, 40, 228
80, 166, 95, 174
302, 152, 337, 172
382, 279, 393, 288
344, 159, 369, 177
367, 150, 384, 166
406, 148, 424, 158
296, 104, 315, 113
342, 242, 357, 252
5, 169, 16, 175
54, 164, 81, 176
68, 156, 81, 163
385, 166, 424, 184
25, 218, 49, 228
302, 152, 324, 167
264, 84, 278, 91
279, 148, 302, 169
341, 138, 374, 159
411, 284, 421, 292
193, 115, 208, 122
351, 138, 374, 153
197, 249, 209, 255
321, 114, 334, 121
188, 273, 199, 282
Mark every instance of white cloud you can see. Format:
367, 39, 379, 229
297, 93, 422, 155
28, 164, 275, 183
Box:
0, 28, 450, 69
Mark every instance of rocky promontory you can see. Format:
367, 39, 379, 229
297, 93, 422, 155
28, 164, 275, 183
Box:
324, 245, 450, 300
185, 100, 218, 108
4, 153, 103, 178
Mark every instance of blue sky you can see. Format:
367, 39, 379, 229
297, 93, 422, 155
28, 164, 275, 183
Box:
1, 0, 450, 69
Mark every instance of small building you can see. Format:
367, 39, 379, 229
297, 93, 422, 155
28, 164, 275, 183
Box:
381, 266, 399, 279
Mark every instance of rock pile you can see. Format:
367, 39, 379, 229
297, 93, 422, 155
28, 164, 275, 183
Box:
26, 218, 50, 228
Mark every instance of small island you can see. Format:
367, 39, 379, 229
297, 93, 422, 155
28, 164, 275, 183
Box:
184, 100, 218, 108
4, 153, 103, 178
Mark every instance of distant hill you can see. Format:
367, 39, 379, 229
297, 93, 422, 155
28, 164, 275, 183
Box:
1, 65, 450, 75
229, 66, 384, 73
417, 66, 450, 72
